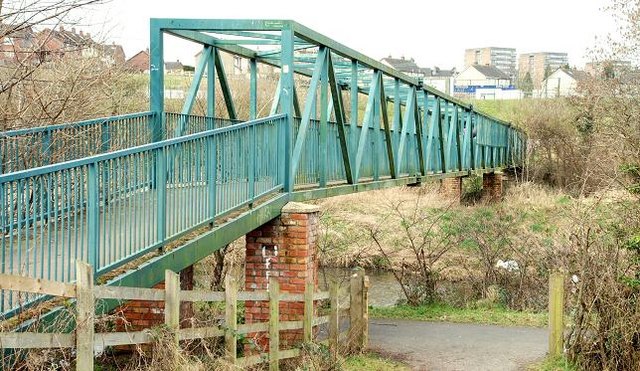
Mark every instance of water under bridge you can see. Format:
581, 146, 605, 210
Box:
0, 19, 526, 319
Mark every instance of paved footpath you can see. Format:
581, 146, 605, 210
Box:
369, 319, 547, 371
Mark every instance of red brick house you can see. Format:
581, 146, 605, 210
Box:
37, 26, 95, 61
100, 43, 125, 65
125, 49, 149, 73
2, 24, 125, 66
0, 24, 38, 64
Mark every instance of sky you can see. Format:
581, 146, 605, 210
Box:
80, 0, 618, 70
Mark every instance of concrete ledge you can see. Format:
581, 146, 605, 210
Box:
282, 202, 320, 214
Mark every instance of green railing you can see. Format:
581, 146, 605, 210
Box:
0, 112, 241, 174
0, 114, 285, 317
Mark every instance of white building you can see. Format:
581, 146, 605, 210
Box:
453, 65, 522, 99
455, 65, 512, 88
540, 68, 589, 98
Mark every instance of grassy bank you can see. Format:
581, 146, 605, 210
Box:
344, 352, 410, 371
528, 356, 577, 371
370, 303, 547, 328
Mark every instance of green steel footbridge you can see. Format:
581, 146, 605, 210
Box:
0, 19, 526, 318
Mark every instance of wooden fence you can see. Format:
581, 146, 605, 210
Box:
0, 261, 369, 370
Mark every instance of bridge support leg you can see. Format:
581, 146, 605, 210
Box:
244, 202, 320, 353
482, 172, 503, 202
115, 265, 194, 349
439, 176, 462, 202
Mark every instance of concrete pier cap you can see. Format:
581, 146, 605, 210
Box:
281, 201, 320, 214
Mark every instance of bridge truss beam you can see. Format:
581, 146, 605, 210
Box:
149, 18, 525, 190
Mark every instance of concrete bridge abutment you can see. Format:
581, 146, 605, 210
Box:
244, 202, 320, 352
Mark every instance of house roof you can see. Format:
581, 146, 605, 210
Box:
165, 61, 183, 70
380, 57, 422, 75
0, 24, 36, 48
49, 28, 93, 47
431, 67, 456, 77
547, 67, 589, 82
471, 65, 510, 79
126, 49, 149, 62
1, 24, 35, 39
562, 68, 589, 82
100, 43, 123, 56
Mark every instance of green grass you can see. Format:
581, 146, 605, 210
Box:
343, 352, 410, 371
527, 356, 577, 371
370, 303, 548, 328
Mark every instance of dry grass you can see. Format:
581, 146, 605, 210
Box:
314, 181, 637, 311
315, 183, 453, 268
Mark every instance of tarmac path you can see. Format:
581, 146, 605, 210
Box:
369, 319, 547, 371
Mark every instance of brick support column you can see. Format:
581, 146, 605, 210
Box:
439, 177, 462, 202
482, 172, 503, 202
115, 265, 194, 332
244, 202, 319, 352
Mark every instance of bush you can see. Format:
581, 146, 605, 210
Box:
461, 175, 483, 204
565, 200, 640, 370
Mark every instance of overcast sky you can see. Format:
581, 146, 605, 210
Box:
83, 0, 617, 69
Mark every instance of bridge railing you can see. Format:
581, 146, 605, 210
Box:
291, 104, 519, 188
0, 112, 155, 174
164, 112, 241, 138
0, 114, 285, 317
0, 112, 241, 174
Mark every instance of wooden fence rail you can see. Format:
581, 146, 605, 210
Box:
0, 261, 368, 371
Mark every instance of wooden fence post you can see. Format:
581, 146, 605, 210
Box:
225, 274, 238, 364
303, 281, 313, 343
349, 268, 365, 352
548, 272, 565, 357
165, 270, 181, 346
269, 277, 280, 371
329, 280, 339, 358
75, 260, 94, 371
362, 275, 369, 349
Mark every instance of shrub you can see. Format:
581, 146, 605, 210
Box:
565, 200, 640, 370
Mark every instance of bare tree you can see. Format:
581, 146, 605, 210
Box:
0, 0, 149, 135
0, 0, 106, 94
368, 195, 458, 305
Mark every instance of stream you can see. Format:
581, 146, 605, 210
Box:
195, 267, 404, 307
318, 267, 403, 307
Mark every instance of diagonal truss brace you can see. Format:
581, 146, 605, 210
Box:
326, 52, 354, 184
291, 47, 327, 178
